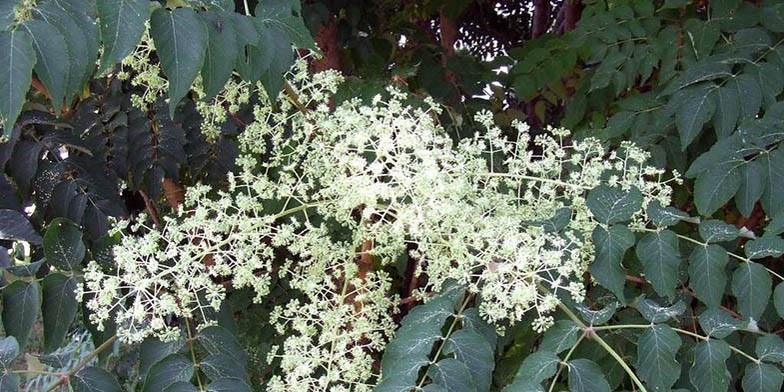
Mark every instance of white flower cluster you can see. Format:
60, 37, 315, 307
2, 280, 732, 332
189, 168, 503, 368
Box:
80, 63, 675, 389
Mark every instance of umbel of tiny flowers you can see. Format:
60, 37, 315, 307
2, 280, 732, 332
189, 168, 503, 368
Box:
79, 56, 675, 390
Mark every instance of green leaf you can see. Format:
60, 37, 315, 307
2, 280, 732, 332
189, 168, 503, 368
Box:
20, 20, 69, 114
501, 380, 545, 392
200, 354, 249, 384
663, 61, 731, 95
742, 362, 783, 392
736, 160, 765, 217
0, 209, 41, 244
1, 280, 39, 351
694, 165, 742, 216
755, 334, 784, 362
427, 358, 477, 392
637, 325, 682, 391
731, 262, 772, 320
774, 282, 784, 318
636, 230, 681, 299
97, 0, 150, 73
635, 297, 687, 323
72, 367, 122, 392
727, 73, 762, 120
200, 11, 239, 100
567, 359, 610, 392
685, 19, 720, 59
443, 329, 494, 392
698, 308, 744, 338
197, 326, 247, 366
0, 1, 14, 30
150, 7, 208, 119
511, 351, 560, 384
699, 220, 740, 243
163, 382, 198, 392
380, 286, 461, 384
676, 84, 716, 150
34, 2, 89, 105
586, 185, 643, 225
0, 337, 19, 368
139, 337, 185, 380
42, 273, 78, 352
589, 225, 635, 302
43, 217, 86, 270
574, 302, 618, 326
143, 354, 194, 392
713, 83, 740, 139
646, 201, 689, 228
689, 245, 729, 308
255, 0, 317, 51
207, 379, 252, 392
539, 320, 581, 354
690, 340, 731, 392
760, 147, 784, 216
744, 235, 784, 259
253, 15, 294, 103
0, 373, 19, 392
0, 30, 35, 134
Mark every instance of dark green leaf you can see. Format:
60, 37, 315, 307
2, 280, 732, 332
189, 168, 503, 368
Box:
760, 147, 784, 216
42, 273, 78, 352
699, 308, 744, 339
755, 334, 784, 362
139, 337, 185, 380
689, 245, 729, 308
0, 372, 18, 392
713, 83, 740, 139
72, 367, 122, 392
163, 382, 198, 392
539, 320, 581, 354
744, 236, 784, 259
197, 326, 247, 366
200, 11, 238, 100
694, 166, 742, 216
207, 379, 252, 392
2, 280, 39, 350
255, 0, 317, 51
646, 201, 689, 228
143, 354, 194, 392
774, 282, 784, 318
589, 225, 635, 302
21, 19, 69, 114
676, 84, 716, 150
727, 74, 762, 120
427, 358, 477, 392
637, 325, 681, 391
0, 30, 35, 135
443, 329, 494, 392
575, 302, 617, 326
635, 297, 687, 323
0, 209, 41, 244
34, 2, 89, 104
731, 262, 772, 320
0, 337, 19, 368
636, 230, 680, 299
736, 160, 765, 217
150, 7, 208, 118
586, 185, 643, 225
511, 351, 560, 384
690, 340, 731, 392
97, 0, 150, 72
200, 354, 249, 383
43, 218, 85, 270
567, 359, 610, 392
742, 362, 783, 392
699, 220, 740, 243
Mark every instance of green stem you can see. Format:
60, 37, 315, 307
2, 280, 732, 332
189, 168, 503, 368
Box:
43, 335, 118, 392
548, 334, 584, 392
185, 319, 205, 391
555, 302, 648, 392
416, 294, 473, 389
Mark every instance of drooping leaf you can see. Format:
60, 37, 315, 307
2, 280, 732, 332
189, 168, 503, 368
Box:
689, 245, 729, 308
2, 280, 39, 351
255, 0, 317, 52
72, 367, 122, 392
96, 0, 150, 73
150, 7, 208, 118
143, 354, 194, 392
742, 362, 783, 392
0, 209, 41, 244
197, 326, 247, 366
676, 84, 716, 149
694, 165, 742, 216
690, 339, 731, 392
586, 185, 643, 225
34, 2, 89, 104
20, 19, 69, 114
567, 359, 611, 392
590, 225, 635, 302
731, 262, 772, 321
139, 337, 185, 380
199, 11, 238, 100
42, 217, 86, 270
636, 230, 680, 300
0, 30, 36, 135
713, 83, 740, 139
42, 273, 78, 352
637, 325, 682, 391
727, 73, 762, 121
